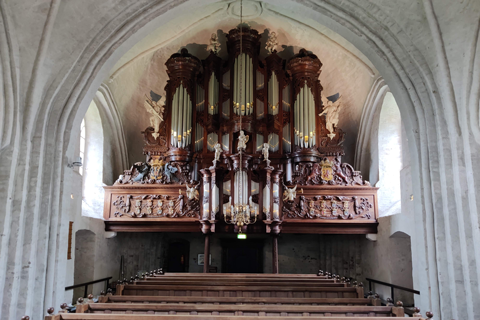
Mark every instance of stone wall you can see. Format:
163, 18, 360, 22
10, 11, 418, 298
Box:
1, 1, 479, 319
109, 232, 389, 282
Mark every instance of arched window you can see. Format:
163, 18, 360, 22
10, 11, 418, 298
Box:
377, 92, 402, 217
81, 100, 105, 219
79, 119, 86, 176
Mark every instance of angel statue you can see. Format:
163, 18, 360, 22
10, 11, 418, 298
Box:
185, 184, 199, 201
214, 143, 223, 162
319, 93, 342, 140
283, 185, 297, 202
206, 33, 221, 54
262, 143, 270, 161
144, 92, 165, 140
237, 130, 249, 151
265, 31, 278, 54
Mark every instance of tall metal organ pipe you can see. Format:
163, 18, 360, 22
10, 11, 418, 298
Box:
268, 72, 279, 115
233, 53, 253, 115
208, 72, 219, 115
294, 84, 316, 148
170, 84, 193, 148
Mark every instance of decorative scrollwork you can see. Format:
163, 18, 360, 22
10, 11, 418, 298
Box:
114, 160, 193, 185
282, 195, 373, 220
112, 194, 199, 218
291, 157, 370, 186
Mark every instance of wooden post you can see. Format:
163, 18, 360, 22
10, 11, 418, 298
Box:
272, 234, 279, 274
203, 233, 210, 273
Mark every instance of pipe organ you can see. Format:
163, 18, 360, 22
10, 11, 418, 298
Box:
103, 28, 378, 237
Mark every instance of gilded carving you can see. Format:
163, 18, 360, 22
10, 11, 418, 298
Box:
320, 159, 333, 181
282, 195, 373, 220
115, 160, 192, 185
112, 194, 199, 218
292, 157, 370, 187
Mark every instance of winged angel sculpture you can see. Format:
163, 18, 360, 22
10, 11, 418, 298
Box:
186, 184, 199, 201
320, 94, 342, 140
206, 33, 221, 54
144, 92, 165, 140
283, 185, 297, 201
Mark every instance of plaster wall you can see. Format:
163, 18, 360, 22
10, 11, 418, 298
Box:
109, 233, 374, 279
360, 218, 415, 306
62, 164, 121, 305
62, 101, 126, 305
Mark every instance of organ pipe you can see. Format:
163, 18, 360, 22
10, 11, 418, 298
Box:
208, 72, 219, 115
299, 88, 304, 147
234, 170, 248, 206
310, 87, 316, 147
233, 53, 254, 115
294, 84, 316, 148
268, 72, 279, 115
170, 84, 193, 148
294, 99, 298, 146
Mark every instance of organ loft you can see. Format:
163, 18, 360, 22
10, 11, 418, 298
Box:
103, 27, 378, 273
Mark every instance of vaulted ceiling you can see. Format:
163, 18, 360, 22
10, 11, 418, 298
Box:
104, 0, 381, 165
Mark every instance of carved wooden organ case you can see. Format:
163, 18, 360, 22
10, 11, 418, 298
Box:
103, 28, 378, 234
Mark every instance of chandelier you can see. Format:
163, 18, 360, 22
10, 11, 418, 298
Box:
223, 0, 258, 232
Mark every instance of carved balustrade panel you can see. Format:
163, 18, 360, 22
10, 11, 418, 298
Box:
104, 186, 200, 220
281, 186, 378, 222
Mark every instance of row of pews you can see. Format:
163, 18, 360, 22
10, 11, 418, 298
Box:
36, 270, 433, 320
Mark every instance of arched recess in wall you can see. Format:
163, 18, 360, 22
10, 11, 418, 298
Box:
81, 85, 128, 219
73, 229, 96, 302
354, 77, 389, 184
388, 231, 414, 306
93, 84, 129, 185
355, 82, 403, 217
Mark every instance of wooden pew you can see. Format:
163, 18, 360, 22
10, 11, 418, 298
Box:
151, 273, 329, 280
134, 280, 341, 287
119, 284, 363, 298
143, 276, 335, 282
77, 303, 405, 317
101, 295, 373, 306
46, 315, 424, 320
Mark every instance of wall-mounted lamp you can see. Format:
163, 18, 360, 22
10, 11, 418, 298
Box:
67, 157, 83, 169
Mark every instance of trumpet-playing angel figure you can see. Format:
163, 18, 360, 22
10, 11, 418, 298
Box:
319, 94, 342, 140
144, 93, 165, 140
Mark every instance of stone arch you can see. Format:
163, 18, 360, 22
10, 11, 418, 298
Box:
1, 1, 478, 319
93, 84, 129, 184
355, 80, 403, 218
354, 77, 389, 184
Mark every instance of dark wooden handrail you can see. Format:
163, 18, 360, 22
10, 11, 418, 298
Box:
65, 276, 112, 298
366, 277, 419, 304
